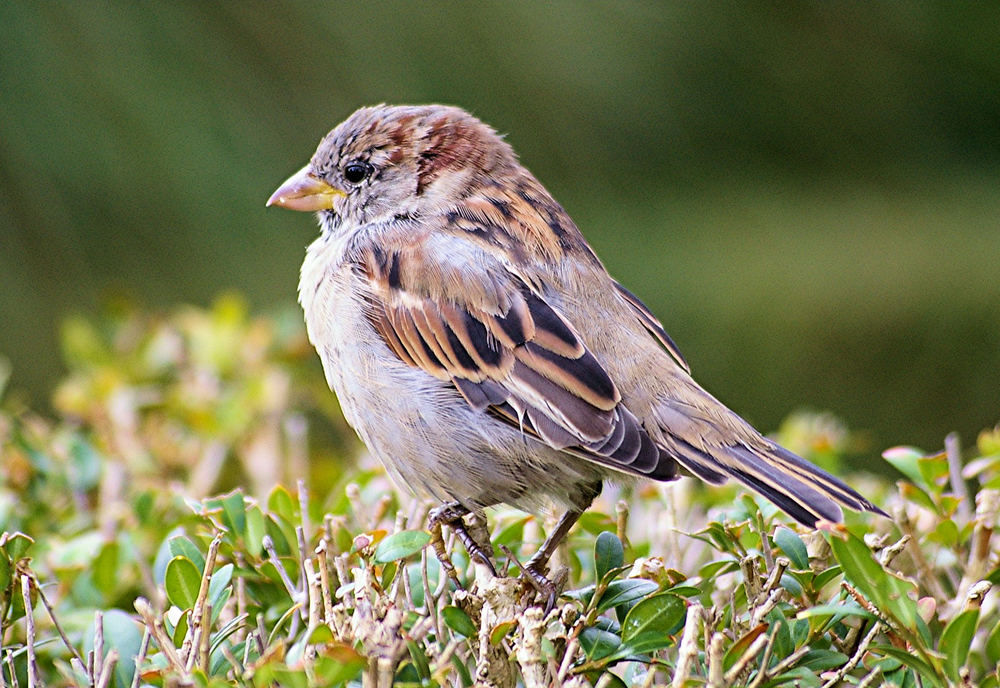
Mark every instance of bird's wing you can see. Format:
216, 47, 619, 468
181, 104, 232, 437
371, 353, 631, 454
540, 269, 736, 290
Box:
613, 281, 690, 373
351, 235, 676, 480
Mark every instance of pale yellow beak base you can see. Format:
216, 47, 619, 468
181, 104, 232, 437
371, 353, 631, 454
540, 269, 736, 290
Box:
266, 166, 346, 211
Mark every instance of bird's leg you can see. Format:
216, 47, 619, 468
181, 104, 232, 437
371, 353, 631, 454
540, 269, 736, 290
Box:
427, 509, 461, 584
520, 481, 602, 612
515, 508, 585, 612
428, 501, 497, 578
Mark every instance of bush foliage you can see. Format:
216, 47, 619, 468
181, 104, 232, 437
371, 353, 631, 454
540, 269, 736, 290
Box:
1, 297, 998, 687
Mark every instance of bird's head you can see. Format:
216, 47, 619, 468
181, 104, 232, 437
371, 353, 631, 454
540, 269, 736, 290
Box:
267, 104, 518, 228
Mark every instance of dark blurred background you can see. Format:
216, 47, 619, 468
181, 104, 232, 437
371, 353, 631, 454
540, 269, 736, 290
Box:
1, 3, 998, 455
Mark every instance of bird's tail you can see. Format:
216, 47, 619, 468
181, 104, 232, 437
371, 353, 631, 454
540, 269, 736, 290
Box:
655, 406, 885, 526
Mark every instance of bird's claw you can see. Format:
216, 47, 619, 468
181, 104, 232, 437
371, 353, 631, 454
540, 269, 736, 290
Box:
428, 503, 497, 580
500, 544, 563, 614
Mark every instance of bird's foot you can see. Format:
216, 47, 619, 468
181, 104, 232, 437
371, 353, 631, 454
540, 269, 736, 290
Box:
500, 544, 565, 614
428, 502, 497, 581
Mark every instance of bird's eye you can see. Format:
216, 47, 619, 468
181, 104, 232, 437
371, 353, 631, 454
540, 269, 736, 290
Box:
343, 161, 372, 184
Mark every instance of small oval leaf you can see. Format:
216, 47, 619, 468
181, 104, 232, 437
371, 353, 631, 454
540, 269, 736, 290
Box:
621, 592, 686, 646
595, 531, 624, 582
597, 579, 659, 613
442, 605, 477, 637
4, 533, 34, 560
164, 556, 202, 609
93, 541, 120, 596
579, 626, 621, 661
773, 527, 809, 569
374, 530, 431, 563
490, 620, 516, 645
940, 609, 979, 682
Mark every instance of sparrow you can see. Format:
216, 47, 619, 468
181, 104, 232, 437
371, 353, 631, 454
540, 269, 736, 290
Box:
268, 104, 884, 589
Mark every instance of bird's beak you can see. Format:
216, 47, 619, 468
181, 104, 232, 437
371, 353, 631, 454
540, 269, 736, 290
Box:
266, 166, 346, 211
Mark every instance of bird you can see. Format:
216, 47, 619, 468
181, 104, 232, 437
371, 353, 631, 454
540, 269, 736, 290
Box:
267, 104, 885, 595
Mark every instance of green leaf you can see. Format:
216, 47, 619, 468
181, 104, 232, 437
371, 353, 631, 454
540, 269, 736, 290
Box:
579, 626, 621, 661
172, 609, 189, 647
93, 541, 120, 596
829, 532, 917, 630
563, 583, 596, 608
797, 601, 874, 623
165, 556, 202, 609
493, 516, 529, 549
265, 515, 294, 555
724, 624, 768, 671
245, 505, 266, 558
490, 620, 516, 645
767, 610, 793, 658
312, 646, 366, 686
450, 653, 474, 687
986, 616, 1000, 665
667, 585, 702, 598
799, 649, 851, 671
374, 530, 431, 563
208, 563, 233, 609
898, 482, 938, 512
940, 609, 979, 682
882, 446, 926, 485
875, 645, 945, 686
699, 558, 738, 580
169, 535, 206, 574
779, 573, 803, 596
773, 527, 809, 569
0, 553, 9, 591
267, 485, 299, 523
811, 565, 843, 591
254, 665, 309, 688
620, 592, 685, 647
595, 531, 624, 582
407, 640, 431, 679
219, 491, 247, 537
596, 579, 659, 613
441, 605, 477, 637
4, 532, 34, 560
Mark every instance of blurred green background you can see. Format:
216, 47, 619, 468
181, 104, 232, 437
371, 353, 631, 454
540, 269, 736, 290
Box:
1, 2, 998, 454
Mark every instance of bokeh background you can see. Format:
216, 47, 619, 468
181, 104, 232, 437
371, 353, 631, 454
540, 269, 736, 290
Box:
2, 3, 998, 457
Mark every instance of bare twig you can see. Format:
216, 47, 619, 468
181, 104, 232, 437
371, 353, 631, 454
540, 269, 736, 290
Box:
4, 651, 18, 688
762, 557, 789, 594
706, 632, 725, 686
134, 598, 186, 676
263, 535, 300, 601
945, 433, 972, 520
69, 657, 88, 688
820, 622, 880, 688
182, 535, 221, 671
93, 610, 104, 683
877, 534, 911, 568
855, 666, 883, 688
19, 576, 38, 688
129, 626, 151, 688
315, 541, 336, 626
31, 576, 86, 667
725, 632, 769, 686
297, 479, 311, 541
750, 587, 785, 627
957, 489, 999, 607
671, 602, 702, 688
94, 650, 118, 688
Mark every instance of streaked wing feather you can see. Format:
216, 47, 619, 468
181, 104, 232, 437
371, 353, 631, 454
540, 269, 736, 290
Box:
614, 281, 690, 373
359, 248, 673, 479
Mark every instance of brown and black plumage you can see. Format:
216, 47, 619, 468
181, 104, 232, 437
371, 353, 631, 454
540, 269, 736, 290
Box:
268, 104, 885, 585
